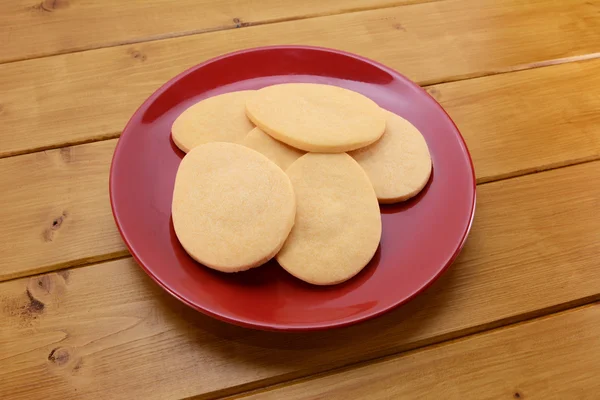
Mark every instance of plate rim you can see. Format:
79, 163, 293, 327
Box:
109, 45, 477, 332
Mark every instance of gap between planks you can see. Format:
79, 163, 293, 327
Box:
221, 300, 600, 400
2, 51, 600, 162
0, 0, 442, 66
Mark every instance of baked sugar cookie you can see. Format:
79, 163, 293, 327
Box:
245, 83, 385, 152
351, 110, 432, 203
276, 153, 381, 285
172, 142, 296, 272
241, 127, 305, 170
172, 91, 255, 153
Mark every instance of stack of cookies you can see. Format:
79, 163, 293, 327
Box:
171, 83, 431, 285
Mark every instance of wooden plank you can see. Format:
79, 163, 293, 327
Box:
1, 58, 599, 282
0, 139, 128, 281
1, 0, 599, 158
428, 58, 600, 182
239, 305, 600, 400
0, 0, 424, 64
1, 161, 600, 399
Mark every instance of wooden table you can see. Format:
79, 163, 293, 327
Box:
1, 0, 600, 398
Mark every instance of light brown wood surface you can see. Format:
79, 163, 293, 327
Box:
0, 0, 425, 64
239, 305, 600, 400
2, 161, 600, 399
2, 58, 599, 282
2, 0, 599, 158
0, 140, 128, 281
3, 0, 600, 398
430, 58, 600, 182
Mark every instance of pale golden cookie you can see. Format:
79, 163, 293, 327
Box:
172, 91, 255, 153
172, 142, 296, 272
351, 110, 432, 203
245, 83, 386, 152
241, 127, 305, 170
276, 153, 381, 285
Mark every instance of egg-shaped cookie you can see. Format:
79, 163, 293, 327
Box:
171, 91, 255, 153
245, 83, 386, 153
276, 153, 382, 285
351, 110, 432, 203
241, 127, 305, 170
172, 142, 296, 272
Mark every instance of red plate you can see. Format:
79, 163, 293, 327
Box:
110, 46, 475, 331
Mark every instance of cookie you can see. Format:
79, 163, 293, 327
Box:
351, 110, 432, 203
172, 142, 296, 272
241, 127, 305, 170
171, 91, 255, 153
276, 153, 381, 285
245, 83, 385, 152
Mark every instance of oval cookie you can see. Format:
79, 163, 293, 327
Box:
172, 142, 296, 272
172, 91, 255, 153
351, 110, 432, 203
241, 127, 305, 170
245, 83, 385, 152
276, 153, 382, 285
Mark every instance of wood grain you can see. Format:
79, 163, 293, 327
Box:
0, 0, 426, 64
428, 58, 600, 182
239, 305, 600, 400
2, 161, 600, 399
1, 0, 599, 158
0, 139, 128, 281
1, 58, 599, 282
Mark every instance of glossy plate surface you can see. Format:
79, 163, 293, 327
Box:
110, 46, 476, 331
